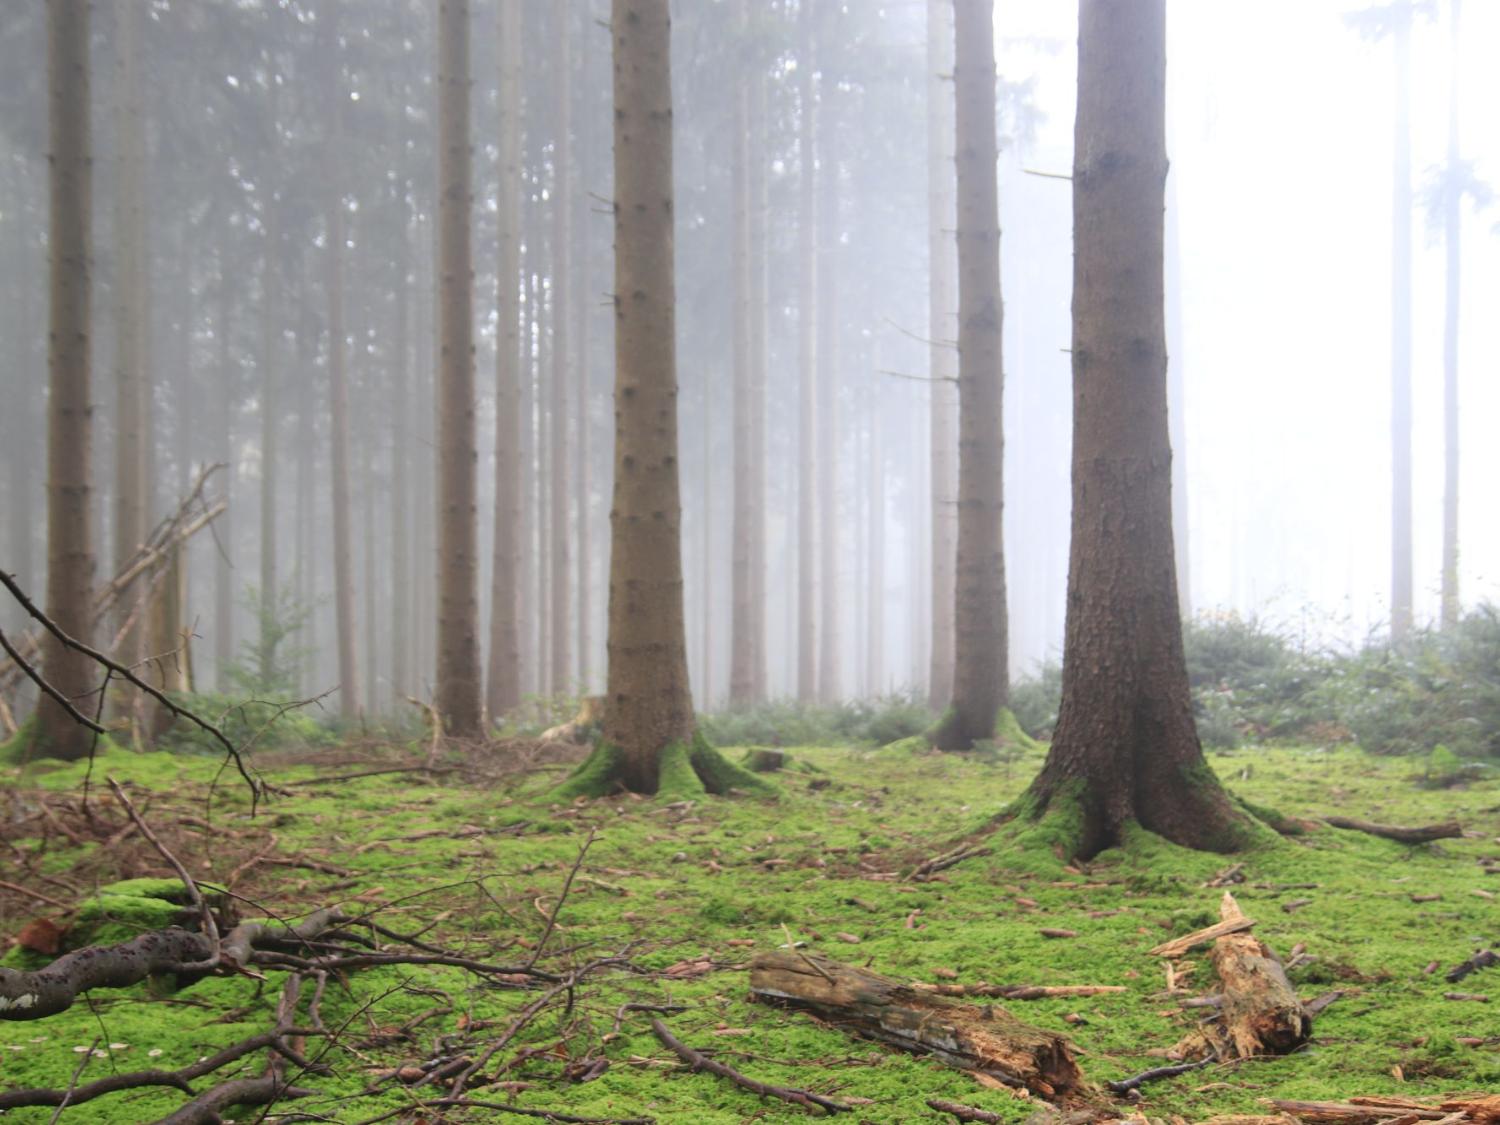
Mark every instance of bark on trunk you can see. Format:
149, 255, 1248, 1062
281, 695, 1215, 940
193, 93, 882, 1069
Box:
112, 0, 148, 696
549, 0, 573, 696
435, 0, 482, 736
816, 50, 841, 706
1390, 0, 1413, 643
486, 0, 523, 718
601, 0, 694, 792
258, 204, 279, 687
392, 206, 412, 703
749, 952, 1084, 1098
933, 0, 1008, 750
38, 0, 96, 761
1017, 0, 1253, 857
795, 0, 818, 705
1439, 0, 1461, 630
213, 245, 235, 691
727, 0, 765, 708
926, 0, 958, 712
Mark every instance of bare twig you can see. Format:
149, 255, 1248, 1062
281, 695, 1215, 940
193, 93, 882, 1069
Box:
650, 1017, 849, 1114
1106, 1053, 1214, 1095
46, 1036, 99, 1124
926, 1099, 1003, 1124
0, 878, 73, 911
527, 829, 598, 970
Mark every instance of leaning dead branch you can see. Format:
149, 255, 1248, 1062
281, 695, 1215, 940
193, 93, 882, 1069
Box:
1320, 816, 1463, 844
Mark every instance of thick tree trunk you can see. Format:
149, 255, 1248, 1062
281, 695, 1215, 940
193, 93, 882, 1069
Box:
933, 0, 1008, 751
748, 64, 769, 704
37, 0, 96, 761
486, 0, 522, 719
1390, 0, 1413, 643
795, 0, 819, 705
1439, 0, 1461, 631
1018, 0, 1254, 858
549, 0, 573, 696
3, 175, 38, 643
926, 0, 958, 712
749, 952, 1083, 1098
1166, 169, 1191, 618
573, 18, 594, 692
435, 0, 482, 736
599, 0, 694, 792
519, 190, 540, 696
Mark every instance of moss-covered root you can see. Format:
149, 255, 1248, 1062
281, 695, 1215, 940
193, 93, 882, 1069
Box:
552, 731, 778, 800
927, 705, 1038, 753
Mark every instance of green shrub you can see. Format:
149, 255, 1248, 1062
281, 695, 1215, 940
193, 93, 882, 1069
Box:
698, 690, 929, 748
153, 692, 336, 756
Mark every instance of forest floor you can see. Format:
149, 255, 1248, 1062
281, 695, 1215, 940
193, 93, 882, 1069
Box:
1, 734, 1498, 1123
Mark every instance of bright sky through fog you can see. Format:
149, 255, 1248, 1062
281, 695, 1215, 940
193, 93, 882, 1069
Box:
995, 0, 1500, 647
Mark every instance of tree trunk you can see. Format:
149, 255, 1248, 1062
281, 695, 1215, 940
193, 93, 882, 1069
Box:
933, 0, 1008, 751
868, 374, 886, 695
519, 189, 540, 696
816, 49, 841, 706
1018, 0, 1255, 859
1390, 0, 1413, 643
573, 14, 594, 693
926, 0, 958, 712
3, 173, 38, 644
561, 0, 697, 796
728, 0, 756, 708
1439, 0, 1461, 631
392, 205, 412, 704
258, 204, 279, 688
548, 0, 573, 696
37, 0, 96, 761
325, 65, 362, 720
795, 0, 819, 705
435, 0, 482, 736
213, 244, 235, 691
486, 0, 523, 719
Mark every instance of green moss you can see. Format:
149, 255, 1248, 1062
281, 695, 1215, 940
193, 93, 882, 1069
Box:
993, 706, 1040, 753
3, 740, 1498, 1122
875, 734, 928, 756
551, 740, 625, 799
686, 730, 778, 797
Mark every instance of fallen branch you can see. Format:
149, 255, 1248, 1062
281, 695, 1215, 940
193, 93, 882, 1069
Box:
1150, 912, 1257, 958
650, 1017, 849, 1114
0, 878, 73, 911
1321, 816, 1463, 844
1105, 1053, 1214, 1094
926, 1098, 1003, 1123
910, 844, 992, 881
1445, 949, 1497, 984
913, 981, 1125, 1001
354, 1100, 652, 1125
156, 1076, 315, 1125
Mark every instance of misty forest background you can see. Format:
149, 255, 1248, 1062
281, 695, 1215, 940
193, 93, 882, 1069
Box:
3, 0, 1498, 756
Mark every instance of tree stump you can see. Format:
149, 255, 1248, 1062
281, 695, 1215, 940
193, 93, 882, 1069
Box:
743, 748, 787, 773
748, 951, 1085, 1099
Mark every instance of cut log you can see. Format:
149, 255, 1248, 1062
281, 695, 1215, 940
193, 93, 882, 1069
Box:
748, 951, 1083, 1098
1172, 892, 1310, 1060
1321, 816, 1462, 844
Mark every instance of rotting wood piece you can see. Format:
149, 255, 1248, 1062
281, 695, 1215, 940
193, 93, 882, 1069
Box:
1173, 892, 1310, 1060
1150, 913, 1257, 958
748, 951, 1084, 1098
1320, 816, 1463, 844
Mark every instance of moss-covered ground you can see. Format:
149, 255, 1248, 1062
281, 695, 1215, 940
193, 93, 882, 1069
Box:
1, 739, 1497, 1123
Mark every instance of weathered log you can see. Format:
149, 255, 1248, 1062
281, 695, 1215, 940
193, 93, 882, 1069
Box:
748, 951, 1084, 1098
1265, 1098, 1450, 1123
0, 928, 210, 1020
1321, 816, 1463, 844
1172, 892, 1310, 1060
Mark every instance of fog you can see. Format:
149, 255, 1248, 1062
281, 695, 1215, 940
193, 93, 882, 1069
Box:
1, 0, 1494, 719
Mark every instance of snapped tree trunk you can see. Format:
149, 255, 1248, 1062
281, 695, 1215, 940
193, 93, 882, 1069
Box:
37, 0, 96, 762
749, 952, 1084, 1099
932, 0, 1008, 751
1015, 0, 1256, 858
435, 0, 482, 736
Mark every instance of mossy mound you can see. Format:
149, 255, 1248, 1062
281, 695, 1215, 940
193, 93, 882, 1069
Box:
70, 878, 198, 949
555, 729, 778, 800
